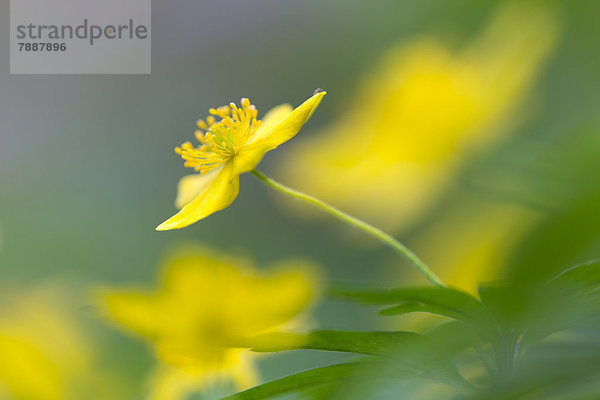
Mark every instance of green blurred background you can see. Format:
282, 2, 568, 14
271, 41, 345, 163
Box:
1, 0, 599, 398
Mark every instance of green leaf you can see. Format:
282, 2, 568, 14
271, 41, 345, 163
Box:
250, 330, 474, 391
516, 261, 600, 349
332, 286, 492, 325
250, 330, 422, 356
425, 321, 479, 355
221, 357, 471, 400
220, 363, 359, 400
550, 260, 600, 290
379, 302, 454, 317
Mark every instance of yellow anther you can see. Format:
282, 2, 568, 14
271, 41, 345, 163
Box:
194, 130, 206, 144
175, 98, 263, 174
197, 119, 208, 130
209, 106, 231, 118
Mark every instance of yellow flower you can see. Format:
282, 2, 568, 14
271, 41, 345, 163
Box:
412, 201, 541, 294
97, 246, 319, 397
0, 284, 126, 400
281, 1, 557, 233
156, 91, 326, 231
0, 286, 88, 400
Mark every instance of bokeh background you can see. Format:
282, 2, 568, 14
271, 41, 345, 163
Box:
1, 0, 599, 398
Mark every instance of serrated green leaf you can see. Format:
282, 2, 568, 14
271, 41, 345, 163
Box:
221, 357, 471, 400
250, 330, 422, 356
220, 363, 360, 400
248, 329, 473, 393
550, 260, 600, 290
515, 261, 600, 349
379, 302, 453, 317
332, 286, 492, 325
425, 321, 479, 355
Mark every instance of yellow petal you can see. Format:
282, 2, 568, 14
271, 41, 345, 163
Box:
175, 169, 221, 209
97, 289, 161, 337
248, 103, 293, 145
156, 161, 240, 230
230, 352, 259, 390
147, 352, 258, 399
147, 365, 206, 400
232, 261, 319, 334
0, 334, 63, 400
235, 90, 326, 173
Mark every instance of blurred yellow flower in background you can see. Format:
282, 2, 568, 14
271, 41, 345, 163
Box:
156, 91, 326, 231
281, 1, 558, 233
412, 200, 543, 293
0, 284, 125, 400
97, 246, 319, 399
0, 286, 87, 400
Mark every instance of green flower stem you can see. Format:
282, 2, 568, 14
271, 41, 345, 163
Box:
251, 169, 446, 288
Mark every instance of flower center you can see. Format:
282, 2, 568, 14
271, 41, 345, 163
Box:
175, 98, 262, 174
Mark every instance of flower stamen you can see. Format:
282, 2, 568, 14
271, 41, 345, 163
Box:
175, 98, 262, 174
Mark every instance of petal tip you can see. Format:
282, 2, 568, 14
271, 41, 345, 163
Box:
155, 221, 174, 231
